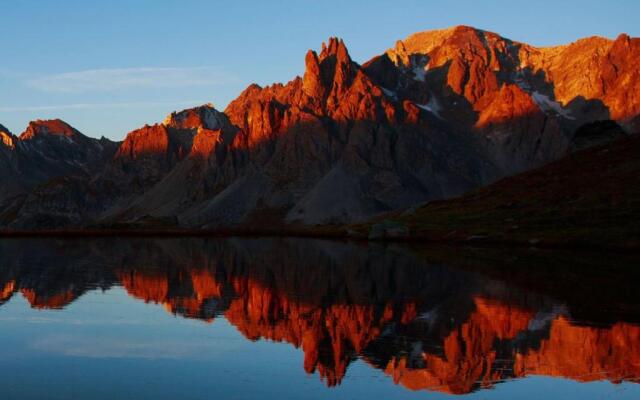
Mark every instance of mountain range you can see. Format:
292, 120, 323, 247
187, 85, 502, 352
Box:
1, 26, 638, 230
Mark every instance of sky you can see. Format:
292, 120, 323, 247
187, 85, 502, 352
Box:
1, 0, 638, 141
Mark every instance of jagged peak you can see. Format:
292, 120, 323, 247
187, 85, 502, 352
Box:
615, 33, 632, 44
611, 32, 639, 50
0, 124, 15, 149
304, 49, 320, 68
0, 123, 11, 135
115, 123, 173, 160
230, 83, 264, 104
19, 119, 83, 141
388, 26, 635, 66
386, 26, 483, 67
301, 37, 357, 99
538, 35, 613, 54
319, 37, 351, 62
390, 25, 493, 54
163, 103, 226, 131
119, 123, 171, 146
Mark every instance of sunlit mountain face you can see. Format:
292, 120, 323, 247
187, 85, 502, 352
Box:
0, 238, 638, 396
2, 27, 639, 231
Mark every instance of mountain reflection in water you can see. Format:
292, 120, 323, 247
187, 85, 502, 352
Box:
0, 238, 639, 396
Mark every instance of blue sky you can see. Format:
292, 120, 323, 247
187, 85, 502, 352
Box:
1, 0, 638, 141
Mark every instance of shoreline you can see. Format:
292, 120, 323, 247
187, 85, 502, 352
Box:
1, 227, 638, 253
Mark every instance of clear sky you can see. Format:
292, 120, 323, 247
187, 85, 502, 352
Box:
1, 0, 638, 141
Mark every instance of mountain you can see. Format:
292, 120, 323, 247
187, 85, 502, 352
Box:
361, 131, 640, 249
2, 26, 639, 230
0, 120, 119, 227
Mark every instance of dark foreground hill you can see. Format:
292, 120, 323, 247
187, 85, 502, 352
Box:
359, 132, 640, 250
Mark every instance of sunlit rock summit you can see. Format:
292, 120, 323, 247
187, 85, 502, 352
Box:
1, 26, 638, 230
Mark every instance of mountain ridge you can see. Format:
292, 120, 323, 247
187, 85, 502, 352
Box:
1, 26, 638, 231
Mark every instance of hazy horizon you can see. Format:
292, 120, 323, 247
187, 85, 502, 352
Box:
2, 0, 638, 141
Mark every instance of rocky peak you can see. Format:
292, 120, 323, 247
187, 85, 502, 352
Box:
302, 49, 323, 98
382, 26, 640, 130
5, 26, 639, 231
302, 37, 356, 102
231, 83, 264, 104
163, 103, 228, 131
181, 106, 237, 159
615, 33, 632, 46
384, 26, 518, 111
527, 31, 640, 122
117, 104, 238, 163
321, 37, 355, 91
319, 37, 351, 62
19, 119, 83, 141
0, 124, 15, 149
0, 123, 11, 135
387, 25, 489, 65
116, 124, 176, 160
108, 122, 194, 193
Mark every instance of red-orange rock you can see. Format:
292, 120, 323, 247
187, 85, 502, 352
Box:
189, 128, 223, 159
0, 281, 14, 302
115, 124, 173, 160
476, 84, 540, 128
514, 317, 640, 383
20, 288, 77, 309
0, 126, 15, 149
19, 119, 80, 140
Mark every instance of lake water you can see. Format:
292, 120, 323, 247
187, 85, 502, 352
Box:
0, 238, 638, 399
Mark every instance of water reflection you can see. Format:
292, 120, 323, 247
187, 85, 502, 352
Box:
0, 238, 639, 395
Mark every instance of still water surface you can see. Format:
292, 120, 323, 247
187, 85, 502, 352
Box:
0, 238, 638, 399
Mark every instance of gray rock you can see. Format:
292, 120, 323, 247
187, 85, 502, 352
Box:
368, 220, 410, 240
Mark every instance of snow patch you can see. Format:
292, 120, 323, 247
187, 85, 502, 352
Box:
60, 135, 74, 144
417, 309, 438, 322
381, 87, 397, 99
527, 305, 569, 332
410, 55, 428, 82
531, 91, 575, 120
416, 96, 442, 118
514, 71, 575, 120
413, 66, 426, 82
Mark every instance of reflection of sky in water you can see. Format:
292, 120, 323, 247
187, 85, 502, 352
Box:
0, 287, 638, 400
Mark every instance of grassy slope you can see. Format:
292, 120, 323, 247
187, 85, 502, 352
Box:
360, 135, 640, 249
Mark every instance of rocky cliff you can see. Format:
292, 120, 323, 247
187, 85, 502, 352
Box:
2, 26, 638, 230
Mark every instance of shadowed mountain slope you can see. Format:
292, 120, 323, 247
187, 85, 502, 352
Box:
362, 131, 640, 249
2, 26, 639, 230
